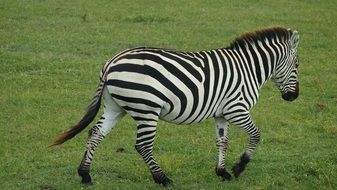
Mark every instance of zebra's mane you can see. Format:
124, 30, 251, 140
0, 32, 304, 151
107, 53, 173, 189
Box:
228, 26, 292, 49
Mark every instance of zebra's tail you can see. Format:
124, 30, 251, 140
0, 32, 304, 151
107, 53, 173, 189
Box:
49, 73, 106, 147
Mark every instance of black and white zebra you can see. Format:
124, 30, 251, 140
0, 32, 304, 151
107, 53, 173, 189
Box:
50, 26, 300, 186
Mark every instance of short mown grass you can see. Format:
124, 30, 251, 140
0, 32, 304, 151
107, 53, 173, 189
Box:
1, 0, 336, 189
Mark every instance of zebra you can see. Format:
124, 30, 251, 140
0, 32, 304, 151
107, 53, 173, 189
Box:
50, 26, 300, 186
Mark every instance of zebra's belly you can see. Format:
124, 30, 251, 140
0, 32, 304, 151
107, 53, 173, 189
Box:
159, 114, 210, 125
158, 102, 212, 125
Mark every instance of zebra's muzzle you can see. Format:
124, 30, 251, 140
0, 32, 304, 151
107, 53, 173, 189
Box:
281, 82, 299, 101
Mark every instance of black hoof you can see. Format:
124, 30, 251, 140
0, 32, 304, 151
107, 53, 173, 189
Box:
78, 169, 92, 185
216, 167, 232, 181
152, 172, 172, 187
232, 154, 250, 178
232, 163, 245, 178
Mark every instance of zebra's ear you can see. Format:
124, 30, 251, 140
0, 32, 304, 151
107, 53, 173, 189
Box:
290, 30, 300, 49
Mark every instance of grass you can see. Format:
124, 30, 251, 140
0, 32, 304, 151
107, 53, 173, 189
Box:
1, 0, 336, 189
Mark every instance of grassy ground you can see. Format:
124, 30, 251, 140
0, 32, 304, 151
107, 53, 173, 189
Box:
1, 0, 336, 189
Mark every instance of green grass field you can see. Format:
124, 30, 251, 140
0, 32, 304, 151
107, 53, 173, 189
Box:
1, 0, 336, 189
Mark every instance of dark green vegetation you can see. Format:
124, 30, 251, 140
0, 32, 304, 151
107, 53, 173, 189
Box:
1, 0, 336, 189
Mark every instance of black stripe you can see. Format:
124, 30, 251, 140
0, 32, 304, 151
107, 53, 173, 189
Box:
246, 43, 262, 86
265, 40, 277, 71
222, 91, 241, 110
255, 42, 269, 81
226, 50, 243, 97
240, 44, 258, 88
142, 49, 204, 79
109, 63, 187, 118
133, 117, 158, 122
261, 40, 275, 75
122, 106, 159, 116
107, 79, 174, 114
191, 51, 210, 123
235, 49, 257, 108
137, 130, 156, 139
231, 50, 254, 108
136, 135, 155, 145
157, 50, 203, 82
209, 50, 229, 116
203, 50, 221, 119
241, 86, 251, 109
111, 93, 161, 109
176, 51, 204, 68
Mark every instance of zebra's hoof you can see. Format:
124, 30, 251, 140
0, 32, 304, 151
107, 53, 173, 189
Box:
232, 154, 250, 178
232, 163, 245, 178
152, 172, 173, 187
78, 169, 92, 185
216, 167, 232, 181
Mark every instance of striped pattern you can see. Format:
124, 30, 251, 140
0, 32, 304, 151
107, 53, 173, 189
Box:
79, 126, 104, 172
75, 27, 300, 184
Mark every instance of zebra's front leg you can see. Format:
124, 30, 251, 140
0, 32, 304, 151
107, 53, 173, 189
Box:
214, 118, 232, 181
135, 124, 172, 186
229, 114, 260, 178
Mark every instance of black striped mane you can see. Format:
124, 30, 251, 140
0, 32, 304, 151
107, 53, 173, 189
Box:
228, 26, 292, 49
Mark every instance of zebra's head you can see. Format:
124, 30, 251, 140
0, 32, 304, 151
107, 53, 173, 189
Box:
272, 30, 300, 102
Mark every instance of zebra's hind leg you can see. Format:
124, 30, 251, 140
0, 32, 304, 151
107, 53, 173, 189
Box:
228, 113, 260, 178
78, 87, 125, 184
214, 118, 232, 181
78, 126, 103, 184
132, 116, 172, 186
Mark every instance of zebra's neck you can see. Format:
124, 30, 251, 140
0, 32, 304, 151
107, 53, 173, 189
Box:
223, 39, 278, 90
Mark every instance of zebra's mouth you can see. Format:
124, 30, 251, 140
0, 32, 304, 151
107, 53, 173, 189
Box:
281, 82, 299, 101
